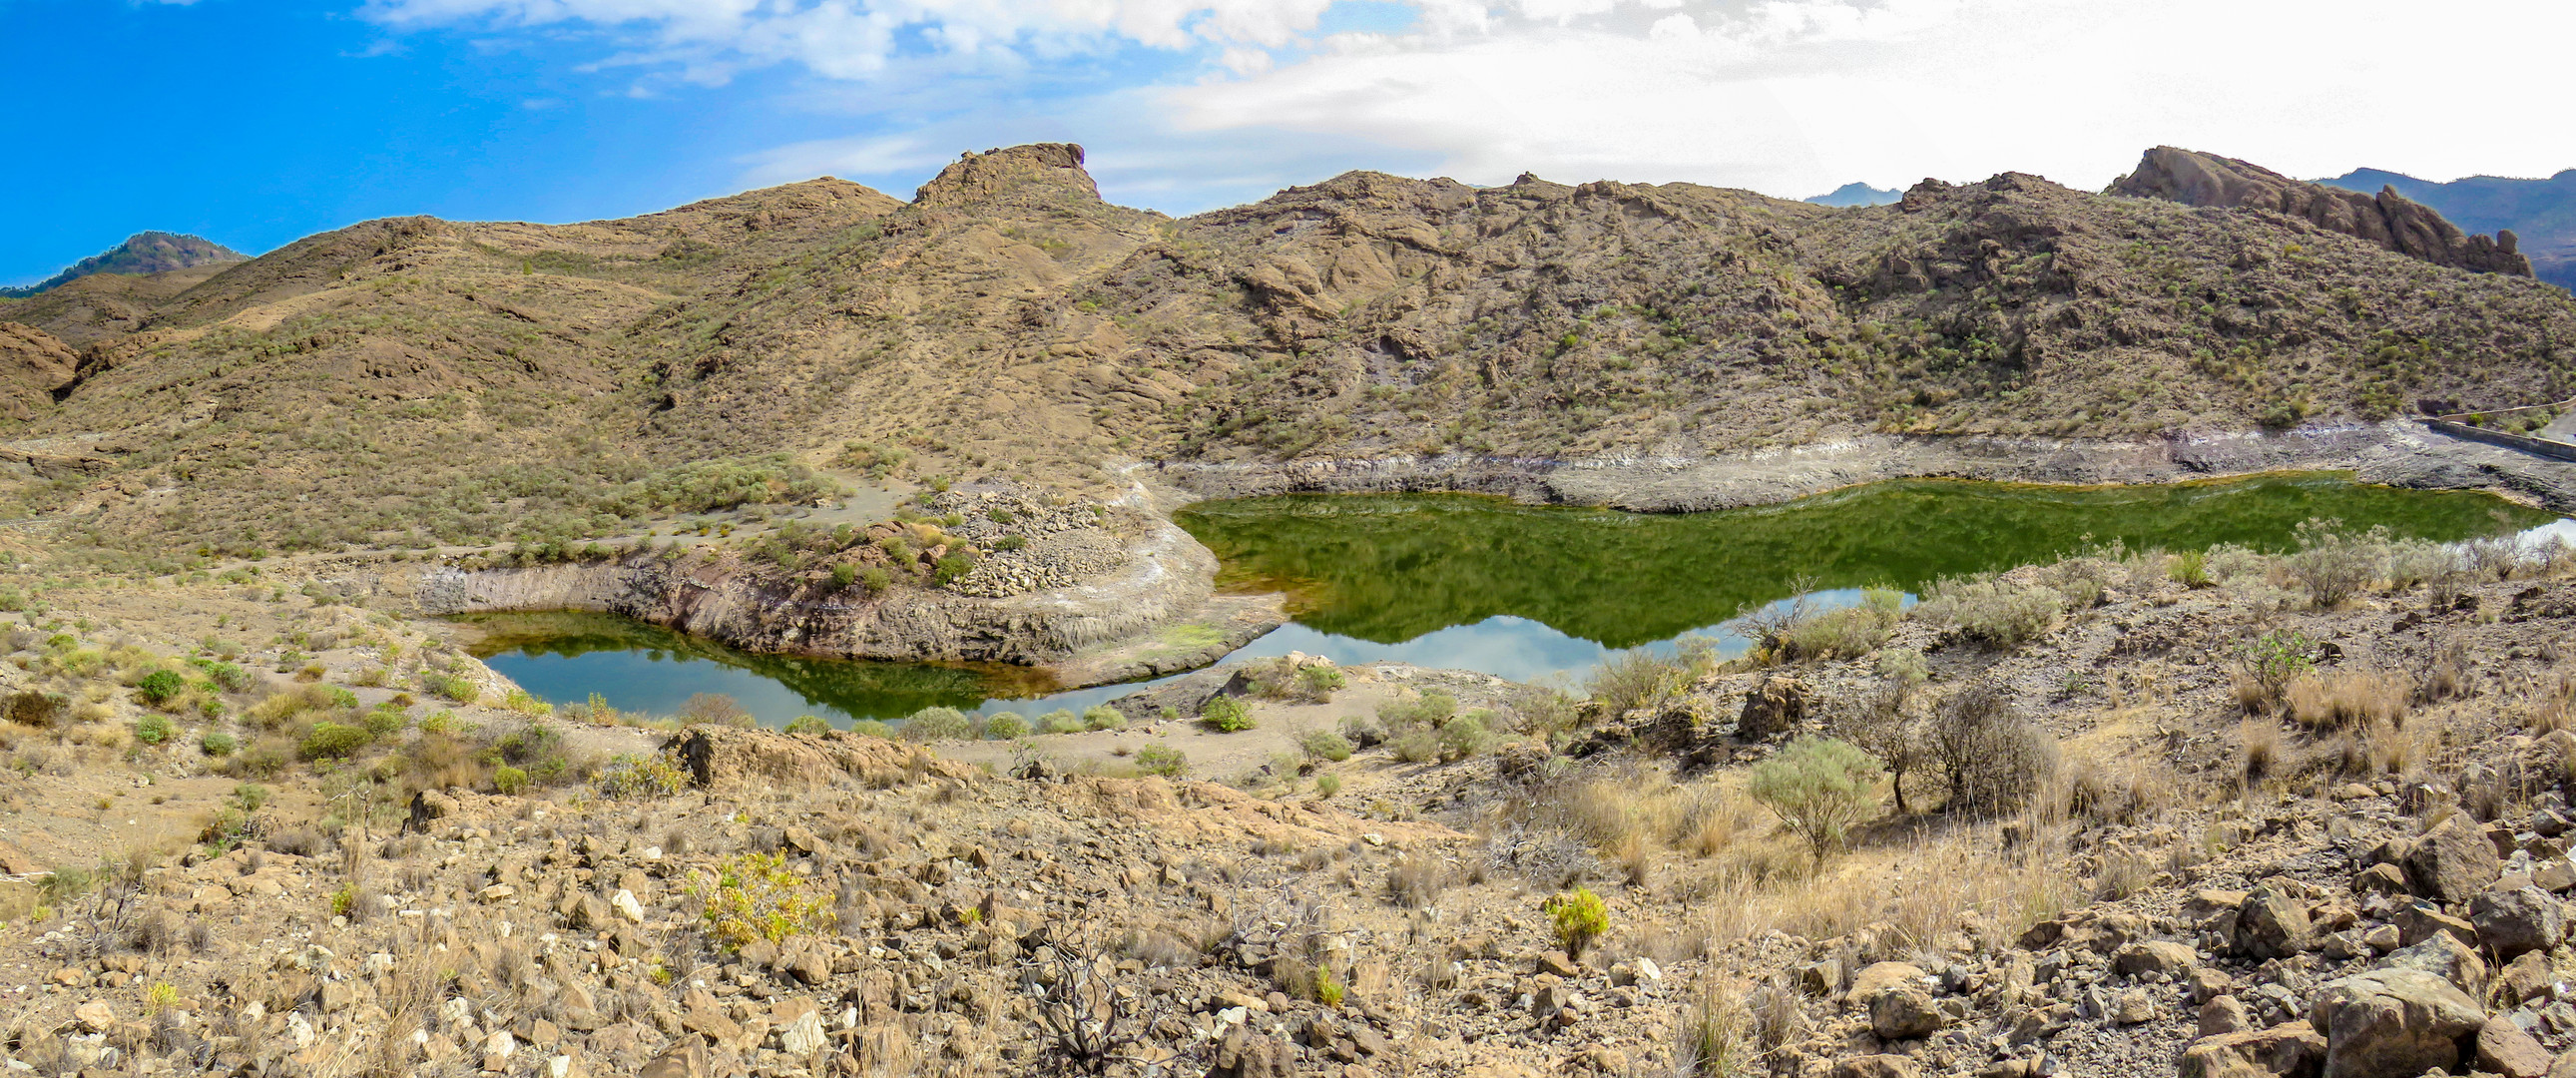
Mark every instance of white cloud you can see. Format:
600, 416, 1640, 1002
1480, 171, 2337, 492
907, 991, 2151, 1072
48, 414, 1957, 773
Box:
369, 0, 2576, 209
1157, 0, 2576, 201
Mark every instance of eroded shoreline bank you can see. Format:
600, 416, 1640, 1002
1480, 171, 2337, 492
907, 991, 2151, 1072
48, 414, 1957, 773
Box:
1146, 421, 2576, 516
323, 423, 2572, 696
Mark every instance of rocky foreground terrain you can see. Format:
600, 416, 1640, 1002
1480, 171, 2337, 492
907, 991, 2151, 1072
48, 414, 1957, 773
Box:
0, 523, 2574, 1078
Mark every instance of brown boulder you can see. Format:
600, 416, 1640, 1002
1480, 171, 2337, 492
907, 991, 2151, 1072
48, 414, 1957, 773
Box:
1869, 987, 1945, 1040
1207, 1029, 1292, 1078
2402, 818, 2504, 903
2377, 932, 2487, 996
1829, 1057, 1918, 1078
2235, 887, 2312, 959
2113, 940, 2200, 978
2309, 969, 2484, 1078
2478, 1017, 2554, 1078
2471, 886, 2567, 959
1737, 674, 1807, 741
1845, 962, 1926, 1008
2177, 1021, 2325, 1078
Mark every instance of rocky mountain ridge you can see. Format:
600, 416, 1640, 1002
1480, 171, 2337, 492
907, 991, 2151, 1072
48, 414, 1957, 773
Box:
1, 232, 247, 298
4, 144, 2575, 559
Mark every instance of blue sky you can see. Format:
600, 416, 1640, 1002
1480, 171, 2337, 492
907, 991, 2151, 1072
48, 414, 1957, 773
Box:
3, 0, 2568, 288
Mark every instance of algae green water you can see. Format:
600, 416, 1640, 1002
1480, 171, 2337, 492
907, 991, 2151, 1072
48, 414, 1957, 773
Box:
474, 473, 2560, 726
1173, 473, 2560, 649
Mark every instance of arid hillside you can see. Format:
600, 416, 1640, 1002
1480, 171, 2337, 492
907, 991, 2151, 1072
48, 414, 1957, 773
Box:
7, 144, 2575, 559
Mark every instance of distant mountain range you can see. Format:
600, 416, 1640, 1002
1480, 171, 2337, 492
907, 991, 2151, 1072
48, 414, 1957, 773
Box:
1803, 182, 1900, 208
0, 232, 247, 297
2316, 168, 2576, 290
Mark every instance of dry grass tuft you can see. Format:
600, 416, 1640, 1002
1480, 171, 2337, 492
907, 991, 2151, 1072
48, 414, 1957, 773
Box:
2286, 668, 2410, 732
2240, 721, 2282, 786
1384, 850, 1451, 908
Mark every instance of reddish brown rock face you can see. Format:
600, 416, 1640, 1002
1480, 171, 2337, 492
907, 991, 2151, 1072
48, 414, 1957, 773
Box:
2109, 147, 2535, 277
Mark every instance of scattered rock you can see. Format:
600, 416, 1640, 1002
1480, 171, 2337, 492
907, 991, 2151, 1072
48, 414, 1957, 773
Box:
1736, 674, 1807, 742
2471, 886, 2567, 959
2201, 996, 2254, 1037
2478, 1016, 2555, 1078
1870, 987, 1946, 1040
72, 999, 113, 1034
2177, 1021, 2326, 1078
2235, 887, 2313, 959
2378, 930, 2487, 995
2114, 940, 2200, 978
1829, 1056, 1919, 1078
1207, 1029, 1293, 1078
2402, 818, 2504, 903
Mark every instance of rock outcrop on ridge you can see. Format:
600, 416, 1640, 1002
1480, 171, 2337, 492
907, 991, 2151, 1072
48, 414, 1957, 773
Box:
2109, 146, 2535, 277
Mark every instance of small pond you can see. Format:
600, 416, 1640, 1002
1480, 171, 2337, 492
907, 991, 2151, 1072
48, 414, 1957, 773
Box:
471, 473, 2564, 727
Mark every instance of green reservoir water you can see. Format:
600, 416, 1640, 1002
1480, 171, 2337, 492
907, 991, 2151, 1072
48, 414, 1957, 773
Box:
473, 474, 2562, 726
1174, 474, 2560, 649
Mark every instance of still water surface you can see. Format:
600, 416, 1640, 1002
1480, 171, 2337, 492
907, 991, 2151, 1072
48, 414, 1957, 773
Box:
473, 474, 2562, 726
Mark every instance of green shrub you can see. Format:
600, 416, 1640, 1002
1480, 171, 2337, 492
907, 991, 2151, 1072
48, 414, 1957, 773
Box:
1297, 664, 1347, 700
2286, 518, 2383, 608
848, 719, 893, 739
1437, 711, 1494, 762
595, 752, 689, 799
1038, 709, 1085, 735
493, 766, 530, 796
494, 722, 564, 768
1544, 887, 1609, 959
686, 851, 830, 951
1300, 730, 1353, 763
783, 715, 831, 736
1134, 744, 1188, 778
860, 567, 892, 594
200, 731, 239, 757
1378, 690, 1456, 732
422, 673, 480, 705
1388, 727, 1439, 764
133, 714, 174, 746
2168, 549, 2211, 587
1585, 639, 1720, 714
902, 706, 972, 742
1082, 705, 1126, 731
298, 722, 370, 761
1915, 576, 2062, 646
1779, 588, 1902, 661
1747, 736, 1885, 857
362, 709, 407, 737
419, 710, 461, 735
135, 670, 187, 708
933, 551, 978, 586
500, 688, 553, 716
233, 783, 269, 811
2239, 629, 2321, 712
1315, 774, 1342, 798
830, 564, 858, 590
983, 712, 1029, 740
1200, 696, 1254, 733
190, 659, 252, 693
